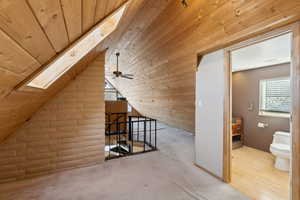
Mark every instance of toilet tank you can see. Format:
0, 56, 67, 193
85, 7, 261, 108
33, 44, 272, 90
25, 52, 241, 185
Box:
273, 131, 290, 145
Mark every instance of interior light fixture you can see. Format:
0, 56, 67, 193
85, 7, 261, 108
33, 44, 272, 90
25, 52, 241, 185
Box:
26, 3, 127, 89
181, 0, 188, 8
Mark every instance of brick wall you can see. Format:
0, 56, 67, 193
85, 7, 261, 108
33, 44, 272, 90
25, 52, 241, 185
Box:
0, 53, 105, 183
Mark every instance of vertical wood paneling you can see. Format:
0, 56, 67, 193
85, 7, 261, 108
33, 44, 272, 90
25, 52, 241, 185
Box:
105, 0, 118, 16
100, 0, 147, 51
61, 0, 82, 43
0, 30, 40, 76
291, 21, 300, 200
28, 0, 69, 52
0, 0, 55, 64
94, 0, 109, 23
0, 68, 23, 98
114, 0, 126, 10
82, 0, 97, 33
223, 50, 231, 183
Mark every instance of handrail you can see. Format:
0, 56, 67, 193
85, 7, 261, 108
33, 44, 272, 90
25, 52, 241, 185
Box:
105, 114, 157, 160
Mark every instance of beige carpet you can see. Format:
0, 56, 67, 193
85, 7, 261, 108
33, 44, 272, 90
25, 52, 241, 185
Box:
0, 123, 249, 200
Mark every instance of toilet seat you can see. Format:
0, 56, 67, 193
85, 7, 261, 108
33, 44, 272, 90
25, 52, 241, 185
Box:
270, 131, 290, 171
270, 143, 290, 154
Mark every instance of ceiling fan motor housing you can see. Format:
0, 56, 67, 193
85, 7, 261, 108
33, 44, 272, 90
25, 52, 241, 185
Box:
113, 71, 122, 77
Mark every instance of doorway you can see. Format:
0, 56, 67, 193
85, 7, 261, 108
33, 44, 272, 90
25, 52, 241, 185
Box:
223, 23, 300, 200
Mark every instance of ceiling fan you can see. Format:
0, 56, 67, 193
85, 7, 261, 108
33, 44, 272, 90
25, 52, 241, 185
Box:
112, 52, 134, 80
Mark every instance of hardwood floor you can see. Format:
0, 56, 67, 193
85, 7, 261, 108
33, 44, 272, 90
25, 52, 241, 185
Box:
231, 146, 289, 200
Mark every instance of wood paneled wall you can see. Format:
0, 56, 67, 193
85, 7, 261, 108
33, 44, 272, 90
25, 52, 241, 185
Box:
0, 0, 144, 142
1, 0, 300, 141
0, 53, 105, 183
0, 48, 102, 142
105, 0, 300, 132
0, 0, 131, 142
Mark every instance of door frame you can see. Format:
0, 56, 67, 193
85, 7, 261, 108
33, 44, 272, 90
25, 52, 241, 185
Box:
223, 22, 300, 200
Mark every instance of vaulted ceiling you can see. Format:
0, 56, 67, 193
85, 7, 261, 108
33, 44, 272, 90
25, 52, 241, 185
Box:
0, 0, 146, 142
0, 0, 129, 98
1, 0, 300, 141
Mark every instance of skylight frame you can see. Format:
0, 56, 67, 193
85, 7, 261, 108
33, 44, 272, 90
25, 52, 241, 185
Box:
25, 3, 128, 90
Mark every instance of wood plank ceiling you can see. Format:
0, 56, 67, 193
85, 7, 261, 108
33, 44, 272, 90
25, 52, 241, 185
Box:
0, 0, 142, 142
0, 0, 128, 98
105, 0, 300, 132
2, 0, 300, 141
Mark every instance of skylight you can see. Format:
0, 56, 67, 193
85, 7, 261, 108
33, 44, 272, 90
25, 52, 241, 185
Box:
27, 4, 127, 89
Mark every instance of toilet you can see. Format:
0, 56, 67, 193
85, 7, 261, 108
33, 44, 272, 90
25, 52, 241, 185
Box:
270, 131, 291, 171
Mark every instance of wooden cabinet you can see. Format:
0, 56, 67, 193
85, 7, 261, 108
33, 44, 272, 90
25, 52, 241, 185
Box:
105, 100, 128, 145
232, 117, 243, 149
232, 117, 242, 136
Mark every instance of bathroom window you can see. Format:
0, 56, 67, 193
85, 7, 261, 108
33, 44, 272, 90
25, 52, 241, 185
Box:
259, 77, 291, 118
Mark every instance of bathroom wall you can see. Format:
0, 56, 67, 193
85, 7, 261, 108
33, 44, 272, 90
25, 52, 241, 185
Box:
232, 63, 290, 152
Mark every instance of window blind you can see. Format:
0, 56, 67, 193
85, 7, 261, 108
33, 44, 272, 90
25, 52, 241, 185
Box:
260, 78, 291, 113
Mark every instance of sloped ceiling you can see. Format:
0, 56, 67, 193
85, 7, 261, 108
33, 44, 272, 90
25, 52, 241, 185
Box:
1, 0, 300, 141
0, 0, 146, 142
105, 0, 300, 132
0, 0, 129, 98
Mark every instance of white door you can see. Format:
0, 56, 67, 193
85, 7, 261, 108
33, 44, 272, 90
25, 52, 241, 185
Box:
195, 50, 225, 178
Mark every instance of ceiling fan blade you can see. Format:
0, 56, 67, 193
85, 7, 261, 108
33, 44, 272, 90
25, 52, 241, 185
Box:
123, 74, 134, 77
121, 75, 133, 79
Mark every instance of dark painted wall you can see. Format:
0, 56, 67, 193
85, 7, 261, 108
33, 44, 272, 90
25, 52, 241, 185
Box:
232, 63, 290, 152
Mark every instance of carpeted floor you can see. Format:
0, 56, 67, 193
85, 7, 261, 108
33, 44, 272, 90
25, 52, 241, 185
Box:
0, 122, 249, 200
